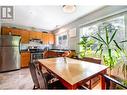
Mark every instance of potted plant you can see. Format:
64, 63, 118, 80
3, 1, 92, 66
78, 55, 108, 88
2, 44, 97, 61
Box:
91, 23, 122, 75
115, 40, 127, 87
91, 22, 127, 88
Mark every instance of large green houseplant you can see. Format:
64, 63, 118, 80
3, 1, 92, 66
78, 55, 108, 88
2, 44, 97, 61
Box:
116, 40, 127, 86
91, 23, 121, 70
91, 22, 127, 88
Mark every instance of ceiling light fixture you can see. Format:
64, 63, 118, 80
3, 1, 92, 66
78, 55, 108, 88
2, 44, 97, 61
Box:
63, 5, 76, 13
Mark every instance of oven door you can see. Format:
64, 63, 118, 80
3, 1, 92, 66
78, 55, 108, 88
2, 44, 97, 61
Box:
30, 53, 43, 63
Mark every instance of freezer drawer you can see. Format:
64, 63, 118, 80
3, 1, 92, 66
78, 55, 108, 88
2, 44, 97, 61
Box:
0, 47, 20, 72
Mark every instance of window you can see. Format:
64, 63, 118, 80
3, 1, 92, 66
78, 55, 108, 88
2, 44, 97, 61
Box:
79, 16, 125, 57
56, 32, 68, 49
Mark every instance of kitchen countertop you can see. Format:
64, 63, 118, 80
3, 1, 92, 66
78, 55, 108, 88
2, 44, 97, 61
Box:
50, 49, 75, 51
20, 49, 76, 53
20, 49, 29, 53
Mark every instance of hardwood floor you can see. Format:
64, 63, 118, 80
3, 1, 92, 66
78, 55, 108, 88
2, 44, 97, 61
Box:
0, 68, 100, 90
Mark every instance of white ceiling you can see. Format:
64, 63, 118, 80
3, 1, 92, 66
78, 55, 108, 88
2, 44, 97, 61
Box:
2, 6, 103, 31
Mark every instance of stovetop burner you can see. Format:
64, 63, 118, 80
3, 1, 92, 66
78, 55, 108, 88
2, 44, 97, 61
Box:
28, 46, 45, 53
29, 48, 44, 53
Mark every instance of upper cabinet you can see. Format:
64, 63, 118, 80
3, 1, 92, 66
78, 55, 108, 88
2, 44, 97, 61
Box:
29, 31, 42, 40
1, 27, 29, 43
1, 27, 55, 44
20, 30, 30, 43
42, 33, 55, 44
1, 27, 21, 35
48, 33, 55, 44
42, 32, 49, 44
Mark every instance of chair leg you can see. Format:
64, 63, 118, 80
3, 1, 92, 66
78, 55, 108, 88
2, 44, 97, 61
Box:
89, 80, 91, 89
33, 85, 36, 89
33, 85, 38, 90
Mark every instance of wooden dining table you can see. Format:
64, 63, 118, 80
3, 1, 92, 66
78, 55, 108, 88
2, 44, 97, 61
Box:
38, 57, 108, 89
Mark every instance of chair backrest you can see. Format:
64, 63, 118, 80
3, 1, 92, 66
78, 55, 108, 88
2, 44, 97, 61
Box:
29, 62, 39, 88
62, 50, 77, 58
62, 51, 71, 57
29, 61, 48, 89
79, 57, 101, 64
43, 50, 58, 58
35, 61, 48, 89
102, 74, 127, 89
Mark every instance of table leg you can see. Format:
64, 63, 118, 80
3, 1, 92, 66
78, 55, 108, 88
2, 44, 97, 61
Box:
100, 70, 107, 90
68, 85, 77, 90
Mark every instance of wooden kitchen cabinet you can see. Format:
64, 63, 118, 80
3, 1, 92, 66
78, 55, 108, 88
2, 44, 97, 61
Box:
42, 33, 55, 44
21, 52, 30, 68
1, 26, 55, 44
35, 31, 42, 39
42, 32, 49, 44
20, 30, 30, 43
48, 33, 55, 44
1, 27, 11, 35
29, 31, 42, 40
29, 31, 36, 39
1, 27, 29, 43
1, 27, 21, 36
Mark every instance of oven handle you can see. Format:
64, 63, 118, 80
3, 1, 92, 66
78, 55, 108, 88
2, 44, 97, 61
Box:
30, 53, 43, 63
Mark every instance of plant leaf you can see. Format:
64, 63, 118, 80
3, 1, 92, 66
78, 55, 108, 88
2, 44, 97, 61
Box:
109, 29, 117, 44
120, 40, 127, 43
91, 36, 103, 42
105, 27, 109, 44
113, 40, 122, 50
95, 44, 103, 54
97, 33, 107, 46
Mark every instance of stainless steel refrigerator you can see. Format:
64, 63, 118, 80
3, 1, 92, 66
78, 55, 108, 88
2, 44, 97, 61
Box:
0, 35, 21, 72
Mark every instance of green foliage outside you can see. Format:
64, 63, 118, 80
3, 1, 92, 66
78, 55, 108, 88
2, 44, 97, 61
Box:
78, 36, 94, 58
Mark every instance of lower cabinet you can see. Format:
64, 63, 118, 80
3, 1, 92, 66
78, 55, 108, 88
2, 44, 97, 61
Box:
21, 52, 30, 68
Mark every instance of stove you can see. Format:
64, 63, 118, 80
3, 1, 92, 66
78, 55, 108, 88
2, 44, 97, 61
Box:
29, 48, 44, 53
28, 46, 44, 63
28, 46, 44, 52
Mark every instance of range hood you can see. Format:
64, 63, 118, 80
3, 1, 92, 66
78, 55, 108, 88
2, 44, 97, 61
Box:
29, 38, 43, 44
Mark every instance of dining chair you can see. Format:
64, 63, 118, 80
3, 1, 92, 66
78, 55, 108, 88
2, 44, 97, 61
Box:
29, 62, 54, 89
29, 62, 53, 89
43, 50, 60, 75
43, 50, 58, 59
29, 61, 66, 89
62, 50, 78, 58
29, 62, 40, 89
78, 57, 101, 89
62, 51, 71, 57
102, 74, 127, 89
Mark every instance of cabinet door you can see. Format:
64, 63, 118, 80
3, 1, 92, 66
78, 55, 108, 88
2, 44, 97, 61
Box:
35, 32, 42, 40
11, 28, 21, 36
21, 52, 30, 68
29, 31, 34, 39
1, 27, 21, 36
21, 30, 30, 43
29, 31, 43, 40
48, 33, 55, 44
42, 33, 49, 44
1, 27, 12, 35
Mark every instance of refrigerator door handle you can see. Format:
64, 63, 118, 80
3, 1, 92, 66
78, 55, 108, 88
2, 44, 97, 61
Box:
19, 38, 21, 54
